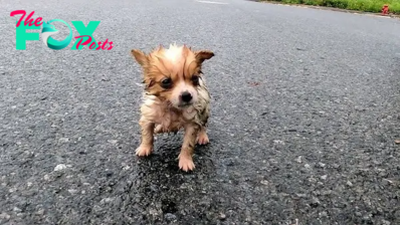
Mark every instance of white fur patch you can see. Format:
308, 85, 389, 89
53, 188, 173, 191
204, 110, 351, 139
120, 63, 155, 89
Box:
163, 44, 184, 63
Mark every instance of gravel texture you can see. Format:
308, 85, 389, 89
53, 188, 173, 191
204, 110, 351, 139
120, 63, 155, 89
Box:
1, 0, 400, 224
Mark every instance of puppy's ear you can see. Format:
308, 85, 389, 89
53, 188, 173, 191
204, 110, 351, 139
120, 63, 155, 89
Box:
195, 50, 214, 64
131, 49, 148, 67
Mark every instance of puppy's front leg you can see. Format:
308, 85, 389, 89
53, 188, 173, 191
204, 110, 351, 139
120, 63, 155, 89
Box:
135, 117, 155, 157
178, 123, 199, 172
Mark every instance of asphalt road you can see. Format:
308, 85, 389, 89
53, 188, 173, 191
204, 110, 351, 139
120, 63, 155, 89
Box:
1, 0, 400, 224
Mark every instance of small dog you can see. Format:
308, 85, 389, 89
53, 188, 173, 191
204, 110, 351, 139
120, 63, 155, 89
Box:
130, 44, 214, 171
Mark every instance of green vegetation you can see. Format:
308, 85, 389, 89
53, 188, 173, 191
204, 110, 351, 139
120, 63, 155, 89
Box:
260, 0, 400, 14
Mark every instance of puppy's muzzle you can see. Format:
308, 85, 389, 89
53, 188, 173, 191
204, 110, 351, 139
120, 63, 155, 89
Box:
179, 91, 193, 106
181, 91, 192, 102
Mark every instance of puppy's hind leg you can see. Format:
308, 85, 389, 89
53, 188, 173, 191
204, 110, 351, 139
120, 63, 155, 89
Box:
197, 109, 210, 145
154, 124, 164, 134
154, 123, 182, 134
197, 126, 209, 145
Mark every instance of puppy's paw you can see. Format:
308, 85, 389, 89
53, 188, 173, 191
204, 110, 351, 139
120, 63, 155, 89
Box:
178, 154, 195, 172
135, 145, 153, 157
197, 131, 209, 145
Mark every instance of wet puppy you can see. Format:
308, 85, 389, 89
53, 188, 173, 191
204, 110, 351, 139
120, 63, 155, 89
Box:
130, 44, 214, 171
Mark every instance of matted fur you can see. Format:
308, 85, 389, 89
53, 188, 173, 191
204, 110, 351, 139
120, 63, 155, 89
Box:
130, 44, 214, 172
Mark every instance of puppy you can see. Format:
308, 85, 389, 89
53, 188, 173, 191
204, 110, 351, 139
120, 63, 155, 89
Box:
130, 44, 214, 171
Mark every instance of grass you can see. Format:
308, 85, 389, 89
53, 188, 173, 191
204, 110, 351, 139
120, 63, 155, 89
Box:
258, 0, 400, 14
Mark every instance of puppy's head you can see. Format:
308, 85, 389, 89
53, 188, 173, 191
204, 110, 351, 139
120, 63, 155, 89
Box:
131, 44, 214, 109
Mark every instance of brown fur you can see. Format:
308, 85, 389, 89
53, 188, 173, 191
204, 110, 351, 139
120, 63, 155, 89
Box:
130, 44, 214, 171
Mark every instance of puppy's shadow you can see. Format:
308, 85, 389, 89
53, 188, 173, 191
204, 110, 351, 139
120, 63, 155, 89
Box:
131, 132, 217, 223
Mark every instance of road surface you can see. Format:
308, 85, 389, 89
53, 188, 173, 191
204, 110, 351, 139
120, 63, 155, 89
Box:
1, 0, 400, 224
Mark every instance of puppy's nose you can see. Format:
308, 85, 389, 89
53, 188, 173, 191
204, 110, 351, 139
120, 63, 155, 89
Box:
181, 91, 192, 103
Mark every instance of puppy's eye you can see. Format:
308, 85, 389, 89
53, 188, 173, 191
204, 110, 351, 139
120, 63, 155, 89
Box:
191, 76, 199, 85
160, 77, 172, 89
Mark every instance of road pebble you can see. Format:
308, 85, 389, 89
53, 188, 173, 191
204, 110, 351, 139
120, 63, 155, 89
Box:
0, 213, 10, 220
54, 164, 67, 171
